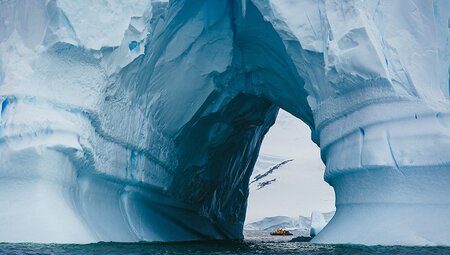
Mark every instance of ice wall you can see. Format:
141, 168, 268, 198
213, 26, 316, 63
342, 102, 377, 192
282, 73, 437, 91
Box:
0, 0, 449, 245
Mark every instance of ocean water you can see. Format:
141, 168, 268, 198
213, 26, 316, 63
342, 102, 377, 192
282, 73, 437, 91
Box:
1, 231, 449, 255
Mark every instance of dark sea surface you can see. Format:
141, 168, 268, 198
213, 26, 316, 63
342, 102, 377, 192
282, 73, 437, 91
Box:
1, 230, 449, 255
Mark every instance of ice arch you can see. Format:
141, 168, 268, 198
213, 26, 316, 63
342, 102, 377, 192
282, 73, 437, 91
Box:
0, 0, 449, 245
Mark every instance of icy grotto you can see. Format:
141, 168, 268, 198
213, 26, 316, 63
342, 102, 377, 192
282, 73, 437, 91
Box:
0, 0, 449, 245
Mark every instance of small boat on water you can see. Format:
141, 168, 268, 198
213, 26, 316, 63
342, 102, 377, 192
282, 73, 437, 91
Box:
270, 229, 293, 236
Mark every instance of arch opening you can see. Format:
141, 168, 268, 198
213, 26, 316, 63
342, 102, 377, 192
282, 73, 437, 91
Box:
244, 109, 335, 234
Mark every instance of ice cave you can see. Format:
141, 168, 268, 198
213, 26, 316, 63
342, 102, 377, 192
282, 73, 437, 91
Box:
0, 0, 449, 246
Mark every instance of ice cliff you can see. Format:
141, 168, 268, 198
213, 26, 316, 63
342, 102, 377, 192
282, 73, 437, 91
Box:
0, 0, 449, 246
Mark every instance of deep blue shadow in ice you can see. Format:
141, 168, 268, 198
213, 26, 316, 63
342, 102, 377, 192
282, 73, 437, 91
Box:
1, 96, 16, 114
129, 41, 139, 51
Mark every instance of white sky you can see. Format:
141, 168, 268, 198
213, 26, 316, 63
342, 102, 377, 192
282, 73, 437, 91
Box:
245, 109, 335, 223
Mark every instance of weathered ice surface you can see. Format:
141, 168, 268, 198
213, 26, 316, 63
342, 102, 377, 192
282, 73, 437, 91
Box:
0, 0, 449, 245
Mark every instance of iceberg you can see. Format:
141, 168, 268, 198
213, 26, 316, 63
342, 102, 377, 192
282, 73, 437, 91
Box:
244, 215, 313, 232
0, 0, 449, 245
309, 211, 335, 237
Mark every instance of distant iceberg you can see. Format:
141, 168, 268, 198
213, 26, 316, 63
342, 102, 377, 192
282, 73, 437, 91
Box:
244, 211, 334, 236
245, 216, 300, 231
